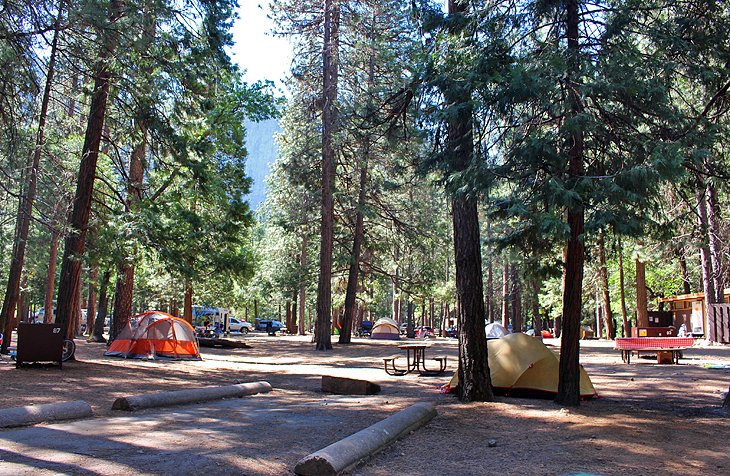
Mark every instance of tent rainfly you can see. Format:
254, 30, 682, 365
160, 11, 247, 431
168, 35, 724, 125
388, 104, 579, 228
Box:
105, 311, 201, 360
447, 333, 597, 398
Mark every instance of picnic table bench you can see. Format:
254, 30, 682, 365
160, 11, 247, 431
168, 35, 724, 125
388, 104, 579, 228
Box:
614, 337, 694, 364
383, 343, 447, 376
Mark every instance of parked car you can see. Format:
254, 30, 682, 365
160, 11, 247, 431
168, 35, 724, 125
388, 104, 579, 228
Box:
415, 326, 435, 338
255, 320, 287, 334
399, 323, 408, 334
228, 317, 254, 334
33, 307, 56, 322
445, 326, 458, 338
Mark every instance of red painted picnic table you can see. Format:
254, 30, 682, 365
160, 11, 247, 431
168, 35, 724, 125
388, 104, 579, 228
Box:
614, 337, 695, 364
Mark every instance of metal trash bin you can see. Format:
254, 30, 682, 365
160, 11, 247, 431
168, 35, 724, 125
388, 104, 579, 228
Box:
16, 323, 64, 368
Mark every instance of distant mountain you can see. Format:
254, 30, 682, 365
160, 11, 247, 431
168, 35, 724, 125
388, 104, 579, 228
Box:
244, 118, 280, 210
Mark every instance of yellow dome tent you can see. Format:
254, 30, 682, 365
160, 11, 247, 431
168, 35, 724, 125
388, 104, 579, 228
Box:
447, 333, 597, 398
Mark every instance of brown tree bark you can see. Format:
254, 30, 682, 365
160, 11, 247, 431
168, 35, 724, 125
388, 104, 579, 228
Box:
443, 0, 493, 403
44, 232, 60, 323
90, 270, 110, 343
556, 0, 585, 407
510, 264, 522, 333
314, 0, 340, 351
0, 3, 64, 352
17, 276, 28, 324
86, 265, 98, 335
617, 235, 630, 336
678, 249, 691, 295
453, 195, 493, 402
74, 276, 83, 337
705, 181, 723, 303
111, 6, 153, 340
340, 159, 367, 344
298, 233, 308, 335
183, 278, 193, 324
597, 229, 616, 338
595, 286, 602, 338
55, 0, 124, 339
285, 300, 292, 333
501, 261, 509, 328
486, 224, 494, 323
696, 186, 718, 339
635, 257, 649, 328
532, 278, 542, 336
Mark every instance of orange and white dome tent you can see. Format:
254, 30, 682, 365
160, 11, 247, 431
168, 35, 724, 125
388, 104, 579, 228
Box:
105, 311, 201, 360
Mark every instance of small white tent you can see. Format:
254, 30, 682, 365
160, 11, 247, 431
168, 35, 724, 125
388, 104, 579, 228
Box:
485, 322, 508, 339
370, 318, 401, 340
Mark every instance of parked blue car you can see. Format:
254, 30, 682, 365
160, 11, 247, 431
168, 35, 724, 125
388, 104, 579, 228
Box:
255, 320, 287, 334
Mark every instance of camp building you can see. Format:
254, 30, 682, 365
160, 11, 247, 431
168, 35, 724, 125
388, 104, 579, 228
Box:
657, 290, 730, 342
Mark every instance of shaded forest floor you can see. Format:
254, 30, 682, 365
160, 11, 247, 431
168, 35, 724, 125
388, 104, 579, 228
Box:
1, 332, 728, 475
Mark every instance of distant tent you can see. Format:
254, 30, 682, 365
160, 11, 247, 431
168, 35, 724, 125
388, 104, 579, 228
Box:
370, 317, 400, 340
105, 311, 201, 360
446, 333, 597, 398
485, 322, 508, 339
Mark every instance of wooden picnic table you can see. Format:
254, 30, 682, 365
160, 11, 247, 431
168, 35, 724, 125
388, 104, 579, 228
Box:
383, 343, 447, 376
614, 337, 694, 364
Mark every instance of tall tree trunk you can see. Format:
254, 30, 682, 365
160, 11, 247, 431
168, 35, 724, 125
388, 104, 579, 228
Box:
340, 157, 367, 344
444, 0, 493, 403
111, 5, 153, 340
705, 181, 723, 303
556, 0, 585, 407
532, 278, 542, 336
635, 257, 649, 328
678, 248, 691, 295
74, 276, 83, 337
392, 243, 400, 323
486, 224, 494, 323
55, 0, 124, 340
442, 247, 450, 335
597, 229, 615, 338
0, 4, 64, 352
110, 262, 134, 341
696, 186, 717, 338
298, 233, 308, 335
17, 276, 28, 324
86, 265, 98, 334
183, 278, 193, 324
315, 0, 339, 351
90, 270, 110, 343
501, 261, 509, 328
617, 235, 630, 336
285, 300, 292, 333
595, 286, 602, 338
510, 263, 521, 333
44, 232, 60, 323
341, 9, 377, 344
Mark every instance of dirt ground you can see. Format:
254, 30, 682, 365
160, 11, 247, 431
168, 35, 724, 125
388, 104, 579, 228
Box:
1, 332, 728, 475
